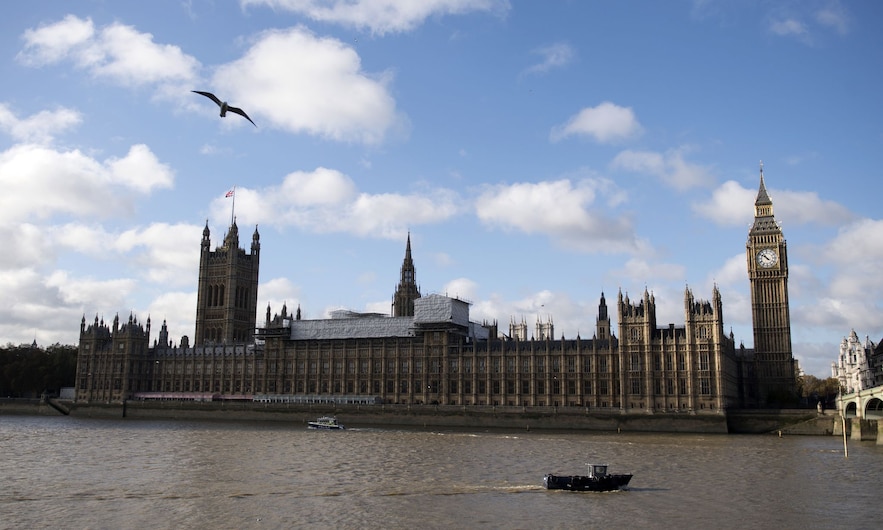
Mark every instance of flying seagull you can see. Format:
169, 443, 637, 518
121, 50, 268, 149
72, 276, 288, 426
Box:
192, 90, 256, 127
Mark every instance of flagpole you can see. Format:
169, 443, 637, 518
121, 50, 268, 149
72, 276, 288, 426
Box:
230, 185, 236, 226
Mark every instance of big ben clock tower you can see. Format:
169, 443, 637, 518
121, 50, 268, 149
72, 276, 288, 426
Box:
746, 162, 796, 405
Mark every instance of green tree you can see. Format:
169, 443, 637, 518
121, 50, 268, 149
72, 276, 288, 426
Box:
0, 343, 77, 397
798, 374, 841, 408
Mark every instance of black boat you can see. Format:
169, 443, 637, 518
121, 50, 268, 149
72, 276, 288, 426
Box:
543, 464, 632, 492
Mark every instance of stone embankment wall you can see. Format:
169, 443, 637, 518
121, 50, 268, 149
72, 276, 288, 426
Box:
0, 399, 61, 416
6, 400, 730, 433
122, 402, 734, 433
725, 409, 822, 434
6, 399, 863, 436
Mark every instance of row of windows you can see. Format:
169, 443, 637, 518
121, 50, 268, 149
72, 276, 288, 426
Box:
82, 375, 715, 399
201, 326, 251, 343
204, 284, 252, 309
627, 352, 712, 372
122, 352, 718, 378
627, 326, 713, 341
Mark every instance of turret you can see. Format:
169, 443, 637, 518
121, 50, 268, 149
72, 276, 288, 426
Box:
223, 219, 239, 250
251, 225, 260, 254
158, 319, 169, 348
596, 292, 611, 340
201, 220, 211, 252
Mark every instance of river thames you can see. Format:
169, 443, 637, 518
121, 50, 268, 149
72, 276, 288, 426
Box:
1, 415, 881, 529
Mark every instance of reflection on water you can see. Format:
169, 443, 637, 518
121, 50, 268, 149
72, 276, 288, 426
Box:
1, 416, 881, 529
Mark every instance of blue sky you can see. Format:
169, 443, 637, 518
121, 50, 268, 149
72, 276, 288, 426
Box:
1, 0, 881, 378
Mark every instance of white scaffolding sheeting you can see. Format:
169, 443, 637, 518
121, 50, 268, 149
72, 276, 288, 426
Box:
414, 294, 469, 326
286, 294, 478, 341
289, 316, 415, 340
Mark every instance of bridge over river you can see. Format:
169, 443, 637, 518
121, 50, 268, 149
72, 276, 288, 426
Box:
837, 384, 883, 443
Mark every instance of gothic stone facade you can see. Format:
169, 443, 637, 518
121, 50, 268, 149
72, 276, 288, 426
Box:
194, 221, 260, 346
78, 166, 801, 408
76, 228, 740, 412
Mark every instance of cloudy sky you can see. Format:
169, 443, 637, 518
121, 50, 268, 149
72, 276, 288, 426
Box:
2, 0, 881, 377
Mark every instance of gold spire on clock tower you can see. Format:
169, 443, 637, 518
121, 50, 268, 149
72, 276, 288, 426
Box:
746, 162, 796, 406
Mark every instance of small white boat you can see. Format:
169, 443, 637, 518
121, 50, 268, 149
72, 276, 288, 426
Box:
307, 416, 345, 430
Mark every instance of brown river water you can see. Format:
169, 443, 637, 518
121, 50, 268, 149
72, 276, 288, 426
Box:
1, 415, 881, 529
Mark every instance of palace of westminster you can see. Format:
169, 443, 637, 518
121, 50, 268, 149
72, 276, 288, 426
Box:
75, 167, 798, 411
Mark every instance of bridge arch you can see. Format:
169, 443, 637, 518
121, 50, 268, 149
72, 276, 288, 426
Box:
844, 401, 858, 418
865, 398, 883, 419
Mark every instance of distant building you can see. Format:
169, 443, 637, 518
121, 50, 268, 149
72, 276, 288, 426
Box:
832, 330, 877, 394
75, 164, 796, 410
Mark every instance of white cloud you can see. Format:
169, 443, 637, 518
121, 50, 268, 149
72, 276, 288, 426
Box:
432, 251, 455, 268
522, 42, 575, 77
0, 104, 82, 144
0, 265, 141, 347
765, 3, 851, 43
17, 15, 199, 91
441, 277, 478, 301
475, 179, 644, 253
210, 168, 462, 239
46, 270, 137, 306
0, 144, 120, 222
769, 18, 808, 37
0, 143, 173, 224
40, 222, 199, 286
709, 254, 749, 290
0, 220, 206, 347
551, 102, 642, 144
50, 223, 118, 255
278, 167, 359, 206
708, 254, 752, 326
213, 26, 403, 143
106, 144, 175, 193
817, 220, 883, 327
0, 280, 69, 345
825, 219, 883, 265
617, 258, 686, 286
260, 277, 303, 317
794, 341, 841, 380
777, 189, 854, 226
694, 180, 854, 227
240, 0, 510, 35
92, 23, 199, 86
114, 223, 202, 285
0, 224, 54, 268
16, 14, 95, 66
815, 4, 850, 35
467, 288, 597, 340
148, 291, 198, 346
692, 180, 756, 226
611, 147, 714, 191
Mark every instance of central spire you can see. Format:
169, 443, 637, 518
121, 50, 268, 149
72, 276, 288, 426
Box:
392, 232, 421, 317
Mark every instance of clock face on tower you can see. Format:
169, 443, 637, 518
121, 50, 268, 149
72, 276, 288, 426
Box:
756, 248, 778, 268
